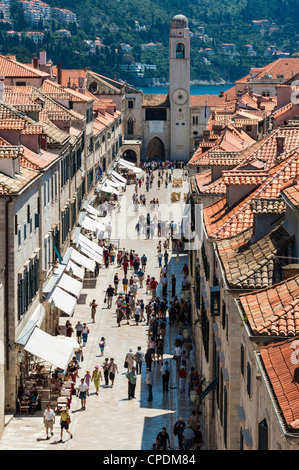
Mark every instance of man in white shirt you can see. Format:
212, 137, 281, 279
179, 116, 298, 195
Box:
174, 345, 182, 371
77, 379, 89, 410
43, 404, 55, 439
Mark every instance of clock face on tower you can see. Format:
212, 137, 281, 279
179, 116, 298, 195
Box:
172, 88, 188, 105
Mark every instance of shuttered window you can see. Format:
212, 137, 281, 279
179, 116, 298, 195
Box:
258, 419, 268, 450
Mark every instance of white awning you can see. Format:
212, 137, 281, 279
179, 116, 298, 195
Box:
78, 233, 103, 255
57, 273, 83, 298
101, 184, 119, 195
70, 248, 96, 272
111, 175, 126, 187
80, 215, 106, 233
54, 335, 80, 350
105, 178, 122, 188
118, 158, 135, 168
86, 204, 100, 217
79, 245, 102, 264
65, 260, 85, 280
16, 304, 46, 346
23, 327, 75, 371
112, 170, 127, 183
50, 286, 77, 316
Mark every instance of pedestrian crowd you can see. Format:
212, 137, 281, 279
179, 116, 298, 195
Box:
40, 162, 202, 449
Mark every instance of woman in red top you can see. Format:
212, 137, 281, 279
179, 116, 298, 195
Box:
178, 366, 187, 394
123, 260, 129, 276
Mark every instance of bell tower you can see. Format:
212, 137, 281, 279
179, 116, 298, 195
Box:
169, 12, 190, 161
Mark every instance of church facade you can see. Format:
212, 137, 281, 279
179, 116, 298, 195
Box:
124, 13, 193, 163
86, 13, 231, 163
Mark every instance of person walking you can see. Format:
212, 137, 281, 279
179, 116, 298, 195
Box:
173, 417, 186, 450
161, 360, 170, 393
124, 347, 134, 371
182, 424, 195, 450
156, 427, 170, 450
99, 337, 106, 356
84, 370, 92, 396
90, 299, 98, 323
122, 275, 129, 295
126, 366, 137, 400
59, 407, 72, 443
178, 366, 187, 394
145, 347, 153, 372
171, 274, 176, 298
43, 404, 55, 440
141, 254, 147, 271
81, 323, 89, 347
145, 368, 153, 402
102, 358, 110, 388
187, 410, 200, 432
75, 321, 83, 343
77, 378, 89, 410
134, 346, 144, 375
108, 358, 119, 388
92, 365, 102, 395
114, 273, 119, 294
106, 285, 115, 309
174, 344, 183, 371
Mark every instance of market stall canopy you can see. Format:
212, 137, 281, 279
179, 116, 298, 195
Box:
43, 264, 65, 295
118, 158, 135, 168
86, 205, 100, 217
78, 233, 103, 255
105, 178, 122, 188
112, 170, 127, 183
70, 247, 96, 272
50, 285, 77, 316
79, 245, 102, 264
57, 273, 83, 298
23, 327, 75, 371
101, 183, 119, 195
110, 175, 126, 187
16, 304, 46, 346
79, 215, 106, 233
65, 260, 85, 280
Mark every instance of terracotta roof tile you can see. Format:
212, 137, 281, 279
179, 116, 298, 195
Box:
217, 223, 293, 289
204, 148, 299, 239
260, 336, 299, 430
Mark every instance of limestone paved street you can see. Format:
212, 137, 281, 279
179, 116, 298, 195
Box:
0, 169, 201, 451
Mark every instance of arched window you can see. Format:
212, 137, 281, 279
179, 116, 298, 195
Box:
176, 42, 185, 59
127, 118, 134, 135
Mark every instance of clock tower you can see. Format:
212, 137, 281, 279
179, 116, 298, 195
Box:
169, 12, 190, 161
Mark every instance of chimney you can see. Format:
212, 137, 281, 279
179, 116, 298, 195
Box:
219, 90, 224, 98
39, 50, 47, 66
283, 264, 299, 280
114, 75, 117, 81
0, 76, 5, 102
203, 130, 210, 141
40, 134, 47, 150
33, 57, 39, 69
276, 135, 286, 159
57, 62, 62, 85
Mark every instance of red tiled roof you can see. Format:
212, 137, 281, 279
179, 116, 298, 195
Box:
217, 223, 292, 289
282, 180, 299, 208
0, 54, 49, 78
260, 336, 299, 430
239, 274, 299, 336
204, 148, 299, 239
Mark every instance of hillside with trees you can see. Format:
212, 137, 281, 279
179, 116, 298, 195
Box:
1, 0, 299, 86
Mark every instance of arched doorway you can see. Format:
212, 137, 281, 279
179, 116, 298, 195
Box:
146, 137, 165, 161
123, 149, 137, 164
